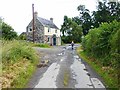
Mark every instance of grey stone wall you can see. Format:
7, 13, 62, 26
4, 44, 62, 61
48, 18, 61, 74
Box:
26, 19, 44, 43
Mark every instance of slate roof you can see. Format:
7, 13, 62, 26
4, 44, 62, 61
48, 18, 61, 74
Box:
20, 32, 26, 35
37, 17, 59, 29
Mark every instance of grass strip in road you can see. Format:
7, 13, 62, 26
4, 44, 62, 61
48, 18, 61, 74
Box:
77, 46, 118, 89
63, 71, 69, 87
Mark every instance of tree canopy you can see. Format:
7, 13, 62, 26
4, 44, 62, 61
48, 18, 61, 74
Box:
1, 21, 18, 40
60, 1, 120, 43
76, 1, 120, 35
61, 16, 82, 43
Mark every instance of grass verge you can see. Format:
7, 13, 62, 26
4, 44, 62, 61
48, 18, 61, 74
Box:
10, 59, 37, 88
32, 43, 51, 48
1, 40, 39, 88
77, 46, 119, 89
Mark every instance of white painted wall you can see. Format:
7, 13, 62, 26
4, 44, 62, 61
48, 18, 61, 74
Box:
57, 37, 61, 45
44, 27, 61, 37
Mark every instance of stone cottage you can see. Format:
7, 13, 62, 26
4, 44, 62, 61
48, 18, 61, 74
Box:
26, 12, 61, 45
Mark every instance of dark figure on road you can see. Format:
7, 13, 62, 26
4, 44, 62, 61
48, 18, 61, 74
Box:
71, 41, 74, 50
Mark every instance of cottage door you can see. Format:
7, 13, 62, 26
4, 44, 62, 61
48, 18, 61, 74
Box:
53, 35, 56, 45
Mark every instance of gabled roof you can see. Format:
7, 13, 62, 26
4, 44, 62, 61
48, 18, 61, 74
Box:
37, 17, 59, 29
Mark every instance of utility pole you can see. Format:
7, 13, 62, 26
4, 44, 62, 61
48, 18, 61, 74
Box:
32, 4, 35, 43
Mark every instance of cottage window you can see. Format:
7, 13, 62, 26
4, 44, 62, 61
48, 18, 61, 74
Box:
55, 30, 57, 33
48, 27, 51, 32
29, 28, 32, 32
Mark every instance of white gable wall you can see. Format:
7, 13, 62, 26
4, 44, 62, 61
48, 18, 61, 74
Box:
44, 26, 61, 45
44, 27, 60, 37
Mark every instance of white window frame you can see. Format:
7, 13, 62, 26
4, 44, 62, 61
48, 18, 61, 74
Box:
48, 27, 51, 32
55, 29, 57, 33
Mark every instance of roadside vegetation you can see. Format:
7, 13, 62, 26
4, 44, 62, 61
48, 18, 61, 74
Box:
32, 43, 51, 48
1, 17, 59, 88
1, 40, 39, 88
61, 1, 120, 88
0, 17, 50, 88
77, 47, 118, 89
77, 21, 120, 88
1, 0, 120, 88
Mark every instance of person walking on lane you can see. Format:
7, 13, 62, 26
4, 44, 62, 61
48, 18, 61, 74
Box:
71, 41, 74, 50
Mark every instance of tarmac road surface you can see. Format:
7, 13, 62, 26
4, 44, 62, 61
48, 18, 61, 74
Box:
27, 44, 106, 89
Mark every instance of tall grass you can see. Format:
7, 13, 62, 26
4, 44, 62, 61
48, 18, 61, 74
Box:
2, 40, 37, 63
2, 40, 39, 88
32, 43, 51, 48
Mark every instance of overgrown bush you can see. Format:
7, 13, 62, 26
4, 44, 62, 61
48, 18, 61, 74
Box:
110, 29, 120, 68
82, 20, 120, 87
82, 20, 120, 67
2, 40, 38, 68
2, 40, 39, 88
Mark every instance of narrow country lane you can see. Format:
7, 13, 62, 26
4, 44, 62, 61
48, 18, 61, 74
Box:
27, 44, 106, 89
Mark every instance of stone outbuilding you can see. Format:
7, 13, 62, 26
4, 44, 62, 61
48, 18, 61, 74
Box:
26, 12, 61, 45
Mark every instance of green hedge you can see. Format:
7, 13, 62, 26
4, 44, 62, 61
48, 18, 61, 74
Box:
82, 20, 120, 88
82, 20, 120, 68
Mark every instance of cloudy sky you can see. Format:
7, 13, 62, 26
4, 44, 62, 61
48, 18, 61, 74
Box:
0, 0, 98, 34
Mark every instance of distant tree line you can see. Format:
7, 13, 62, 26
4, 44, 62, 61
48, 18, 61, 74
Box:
61, 0, 120, 43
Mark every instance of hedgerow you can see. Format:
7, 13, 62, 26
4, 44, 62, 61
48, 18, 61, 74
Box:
82, 20, 120, 88
82, 20, 120, 68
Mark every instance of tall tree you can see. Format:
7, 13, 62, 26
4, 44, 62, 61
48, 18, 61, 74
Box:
76, 0, 120, 34
72, 16, 82, 25
61, 16, 71, 36
77, 5, 92, 35
92, 1, 111, 28
61, 16, 82, 43
70, 21, 82, 42
92, 1, 120, 28
108, 2, 120, 21
2, 22, 17, 40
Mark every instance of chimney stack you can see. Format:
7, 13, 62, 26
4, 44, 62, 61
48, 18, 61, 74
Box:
50, 18, 53, 23
34, 12, 38, 19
